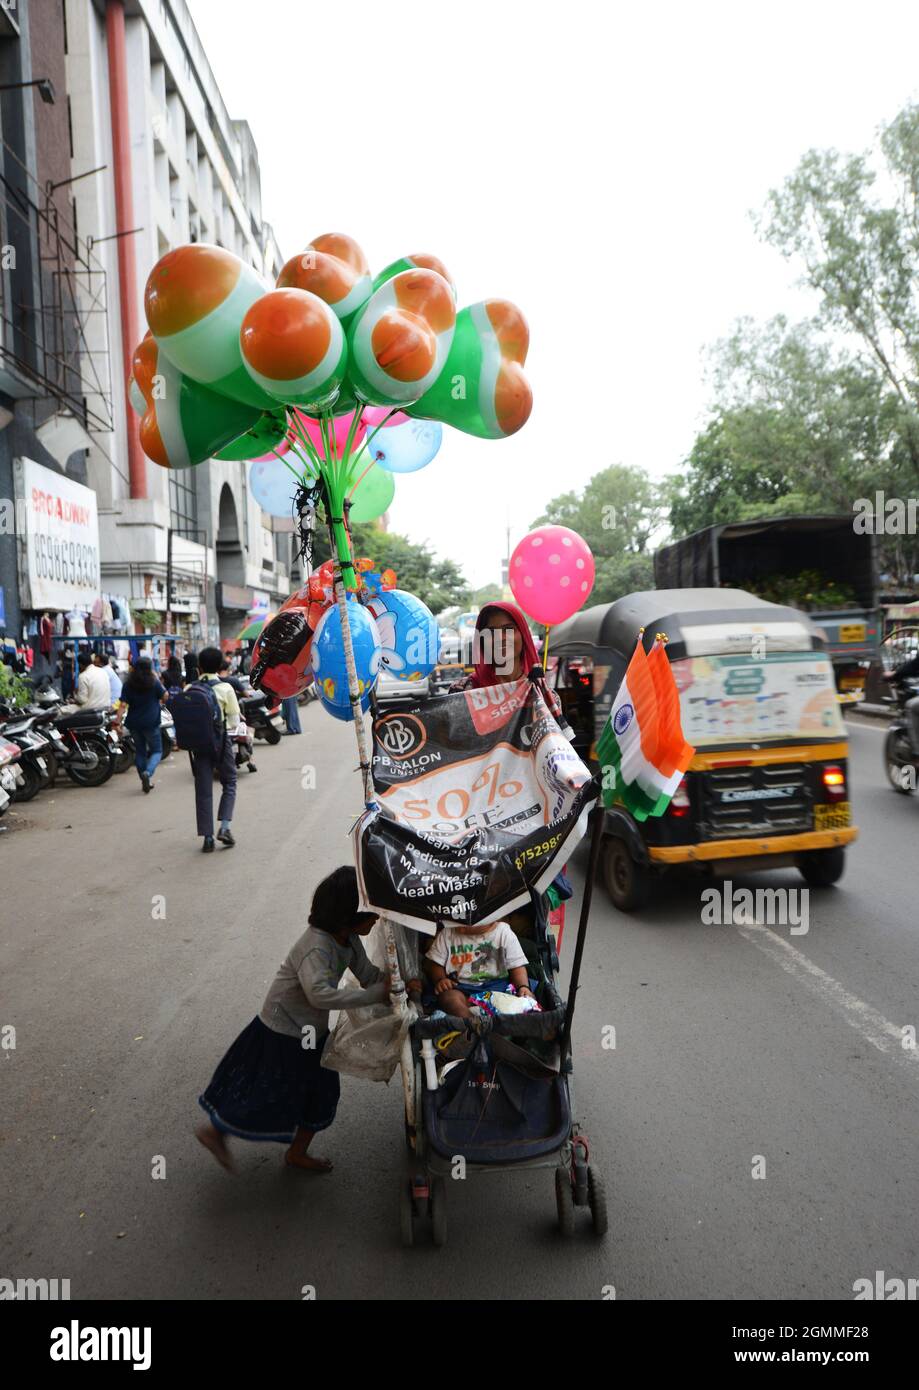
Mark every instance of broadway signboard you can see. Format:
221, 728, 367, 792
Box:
352, 678, 598, 934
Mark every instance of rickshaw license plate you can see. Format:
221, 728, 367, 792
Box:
840, 624, 866, 642
814, 802, 851, 829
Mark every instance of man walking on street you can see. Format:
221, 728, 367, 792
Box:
192, 647, 240, 853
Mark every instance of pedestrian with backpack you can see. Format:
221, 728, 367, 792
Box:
168, 646, 240, 853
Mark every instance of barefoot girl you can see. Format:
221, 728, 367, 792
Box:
195, 866, 388, 1173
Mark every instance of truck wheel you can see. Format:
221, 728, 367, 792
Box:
602, 837, 651, 912
798, 847, 846, 887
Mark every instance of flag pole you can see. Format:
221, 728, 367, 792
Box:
558, 792, 604, 1067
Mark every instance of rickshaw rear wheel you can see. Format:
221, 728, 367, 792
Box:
797, 847, 845, 887
555, 1167, 575, 1236
399, 1177, 415, 1247
588, 1166, 609, 1236
602, 837, 651, 912
430, 1177, 447, 1247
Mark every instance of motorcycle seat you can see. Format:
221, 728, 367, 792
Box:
56, 710, 104, 731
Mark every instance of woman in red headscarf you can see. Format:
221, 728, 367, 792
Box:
450, 602, 568, 726
450, 601, 574, 933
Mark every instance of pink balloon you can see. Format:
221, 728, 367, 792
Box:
290, 409, 367, 460
360, 406, 411, 431
509, 525, 595, 626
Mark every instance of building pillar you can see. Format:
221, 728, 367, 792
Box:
105, 0, 147, 500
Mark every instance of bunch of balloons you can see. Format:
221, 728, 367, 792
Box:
130, 234, 533, 584
250, 555, 439, 721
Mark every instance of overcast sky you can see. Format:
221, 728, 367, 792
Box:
188, 0, 919, 588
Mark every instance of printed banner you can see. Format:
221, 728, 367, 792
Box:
17, 458, 101, 613
353, 679, 597, 934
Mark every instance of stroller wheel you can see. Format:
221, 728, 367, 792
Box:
587, 1165, 609, 1237
555, 1167, 574, 1236
430, 1177, 447, 1248
399, 1178, 415, 1248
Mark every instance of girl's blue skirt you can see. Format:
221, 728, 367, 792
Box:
198, 1016, 340, 1143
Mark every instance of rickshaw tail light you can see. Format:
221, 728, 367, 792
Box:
668, 777, 690, 817
822, 765, 846, 801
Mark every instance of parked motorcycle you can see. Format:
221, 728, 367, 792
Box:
51, 708, 117, 787
884, 677, 919, 794
0, 735, 25, 820
239, 692, 284, 745
3, 688, 117, 788
0, 703, 54, 802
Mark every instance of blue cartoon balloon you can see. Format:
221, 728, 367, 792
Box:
248, 457, 299, 518
367, 416, 442, 474
310, 599, 381, 721
364, 588, 438, 683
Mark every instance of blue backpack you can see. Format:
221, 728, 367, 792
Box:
167, 679, 224, 756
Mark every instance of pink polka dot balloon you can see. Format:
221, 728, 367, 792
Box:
509, 525, 595, 625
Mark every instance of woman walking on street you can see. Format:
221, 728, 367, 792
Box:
114, 656, 168, 793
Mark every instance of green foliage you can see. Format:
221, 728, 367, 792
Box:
534, 464, 664, 606
670, 103, 919, 587
745, 570, 856, 611
670, 315, 914, 535
310, 520, 471, 613
471, 583, 504, 608
0, 661, 30, 708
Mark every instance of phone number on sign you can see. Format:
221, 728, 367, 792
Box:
31, 532, 99, 589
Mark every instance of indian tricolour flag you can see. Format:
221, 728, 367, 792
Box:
596, 636, 695, 821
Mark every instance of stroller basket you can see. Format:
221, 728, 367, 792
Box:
416, 1005, 566, 1043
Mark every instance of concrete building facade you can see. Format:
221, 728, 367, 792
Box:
63, 0, 290, 642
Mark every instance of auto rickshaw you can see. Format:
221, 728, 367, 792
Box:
547, 588, 858, 911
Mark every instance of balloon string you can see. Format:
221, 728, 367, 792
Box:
288, 410, 323, 471
319, 411, 336, 489
271, 447, 310, 483
346, 406, 399, 482
542, 626, 550, 669
283, 437, 320, 479
340, 403, 365, 478
347, 453, 377, 499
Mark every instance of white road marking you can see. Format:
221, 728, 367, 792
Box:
733, 919, 919, 1078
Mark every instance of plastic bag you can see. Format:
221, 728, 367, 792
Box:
320, 1000, 411, 1083
320, 918, 418, 1082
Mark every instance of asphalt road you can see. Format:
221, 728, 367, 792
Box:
1, 708, 917, 1300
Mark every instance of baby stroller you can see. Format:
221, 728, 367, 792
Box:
397, 827, 608, 1248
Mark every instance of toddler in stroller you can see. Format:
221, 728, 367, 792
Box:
423, 918, 539, 1020
399, 894, 607, 1246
